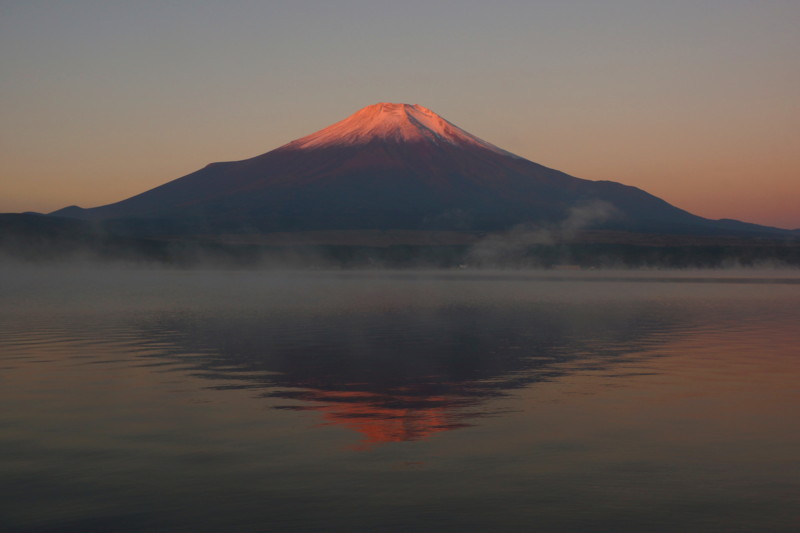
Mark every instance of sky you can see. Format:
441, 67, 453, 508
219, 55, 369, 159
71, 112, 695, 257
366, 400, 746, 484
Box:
1, 0, 798, 228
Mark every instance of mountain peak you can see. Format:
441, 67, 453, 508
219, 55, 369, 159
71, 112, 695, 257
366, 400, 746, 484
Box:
280, 102, 518, 157
46, 101, 791, 239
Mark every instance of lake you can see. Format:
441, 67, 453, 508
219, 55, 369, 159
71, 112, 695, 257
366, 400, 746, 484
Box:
1, 267, 798, 532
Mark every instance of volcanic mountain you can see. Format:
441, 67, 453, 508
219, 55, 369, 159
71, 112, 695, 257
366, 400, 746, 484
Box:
51, 103, 785, 237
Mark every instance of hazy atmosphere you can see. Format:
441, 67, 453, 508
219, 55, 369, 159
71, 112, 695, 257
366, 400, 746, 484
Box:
2, 1, 798, 228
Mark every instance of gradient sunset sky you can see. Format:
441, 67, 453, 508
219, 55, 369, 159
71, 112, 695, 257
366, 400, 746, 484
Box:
2, 1, 798, 228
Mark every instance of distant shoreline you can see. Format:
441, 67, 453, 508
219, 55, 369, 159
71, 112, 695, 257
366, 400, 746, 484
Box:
2, 213, 798, 270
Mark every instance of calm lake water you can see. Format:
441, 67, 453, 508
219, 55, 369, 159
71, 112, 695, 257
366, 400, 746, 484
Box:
1, 267, 799, 532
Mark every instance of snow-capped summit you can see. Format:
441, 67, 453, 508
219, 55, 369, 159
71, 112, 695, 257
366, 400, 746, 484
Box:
281, 103, 518, 158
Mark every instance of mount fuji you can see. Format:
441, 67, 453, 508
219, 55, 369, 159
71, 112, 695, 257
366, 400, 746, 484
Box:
51, 103, 787, 237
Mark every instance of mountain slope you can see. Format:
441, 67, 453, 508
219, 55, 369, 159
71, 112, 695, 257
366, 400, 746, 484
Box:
51, 103, 788, 237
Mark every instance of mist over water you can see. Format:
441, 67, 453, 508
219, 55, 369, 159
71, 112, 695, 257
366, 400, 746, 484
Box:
1, 266, 799, 532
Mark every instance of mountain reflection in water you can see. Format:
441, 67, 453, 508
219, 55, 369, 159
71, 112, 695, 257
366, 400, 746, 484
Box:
3, 269, 799, 532
137, 301, 686, 448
